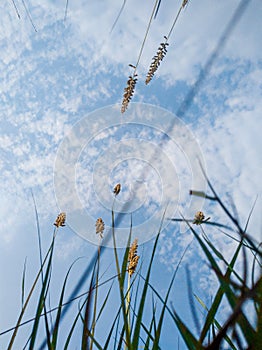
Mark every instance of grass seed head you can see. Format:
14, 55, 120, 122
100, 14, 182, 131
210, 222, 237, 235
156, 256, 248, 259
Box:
121, 74, 138, 113
182, 0, 189, 8
145, 40, 169, 85
193, 211, 205, 225
95, 217, 105, 238
54, 212, 66, 227
113, 183, 121, 196
127, 238, 140, 277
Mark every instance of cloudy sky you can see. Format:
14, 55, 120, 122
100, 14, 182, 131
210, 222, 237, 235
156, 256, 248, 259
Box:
0, 0, 261, 348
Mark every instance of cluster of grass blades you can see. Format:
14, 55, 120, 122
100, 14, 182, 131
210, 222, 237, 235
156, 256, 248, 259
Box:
1, 176, 261, 349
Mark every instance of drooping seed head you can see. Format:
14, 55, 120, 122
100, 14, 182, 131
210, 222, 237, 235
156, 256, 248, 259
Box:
145, 40, 169, 85
121, 73, 138, 113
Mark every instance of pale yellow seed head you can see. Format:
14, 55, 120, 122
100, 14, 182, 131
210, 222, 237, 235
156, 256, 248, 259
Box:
193, 211, 205, 225
127, 238, 140, 277
95, 217, 105, 238
54, 212, 66, 227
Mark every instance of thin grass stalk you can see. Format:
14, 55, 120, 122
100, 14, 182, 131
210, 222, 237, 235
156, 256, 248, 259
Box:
28, 231, 57, 350
111, 208, 132, 348
101, 289, 121, 349
121, 0, 159, 113
31, 191, 53, 347
64, 0, 69, 21
186, 267, 201, 335
11, 0, 20, 18
51, 258, 81, 349
133, 0, 160, 76
126, 271, 131, 337
7, 232, 56, 350
194, 294, 237, 350
152, 241, 192, 349
21, 258, 27, 309
185, 217, 256, 344
90, 242, 102, 350
145, 0, 190, 84
199, 236, 245, 342
110, 0, 127, 34
81, 257, 98, 350
21, 0, 37, 31
131, 209, 166, 349
205, 276, 262, 349
136, 273, 201, 349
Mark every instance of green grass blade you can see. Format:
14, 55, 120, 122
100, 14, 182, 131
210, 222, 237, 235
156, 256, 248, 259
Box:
188, 221, 256, 343
81, 256, 98, 350
111, 209, 132, 348
21, 257, 27, 309
152, 241, 192, 349
7, 236, 55, 350
28, 236, 55, 350
132, 209, 166, 350
199, 237, 243, 342
51, 258, 81, 348
194, 294, 237, 350
172, 309, 202, 350
103, 299, 122, 349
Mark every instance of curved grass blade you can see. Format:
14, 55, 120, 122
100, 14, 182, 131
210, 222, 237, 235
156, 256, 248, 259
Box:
28, 236, 55, 350
171, 308, 201, 350
51, 258, 81, 348
194, 294, 237, 350
7, 237, 55, 350
184, 218, 256, 345
152, 241, 192, 349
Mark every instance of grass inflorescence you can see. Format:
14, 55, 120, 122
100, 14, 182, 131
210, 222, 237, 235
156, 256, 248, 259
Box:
1, 175, 261, 349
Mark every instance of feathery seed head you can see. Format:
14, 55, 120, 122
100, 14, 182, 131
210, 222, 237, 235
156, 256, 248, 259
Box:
54, 212, 66, 227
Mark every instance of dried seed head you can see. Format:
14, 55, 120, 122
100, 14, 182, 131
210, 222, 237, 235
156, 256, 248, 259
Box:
193, 211, 205, 225
121, 74, 138, 113
113, 183, 121, 196
54, 212, 66, 227
127, 238, 140, 277
182, 0, 189, 8
95, 217, 105, 238
145, 40, 169, 85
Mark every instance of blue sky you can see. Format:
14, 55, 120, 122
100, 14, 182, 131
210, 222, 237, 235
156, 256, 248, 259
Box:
0, 0, 261, 349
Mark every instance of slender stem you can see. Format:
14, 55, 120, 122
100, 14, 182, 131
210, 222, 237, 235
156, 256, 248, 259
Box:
133, 0, 159, 76
90, 243, 101, 350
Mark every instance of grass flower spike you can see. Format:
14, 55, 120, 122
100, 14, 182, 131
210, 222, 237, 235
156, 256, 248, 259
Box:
113, 183, 121, 196
121, 73, 138, 113
127, 238, 140, 277
95, 217, 105, 239
54, 212, 66, 227
145, 38, 169, 85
